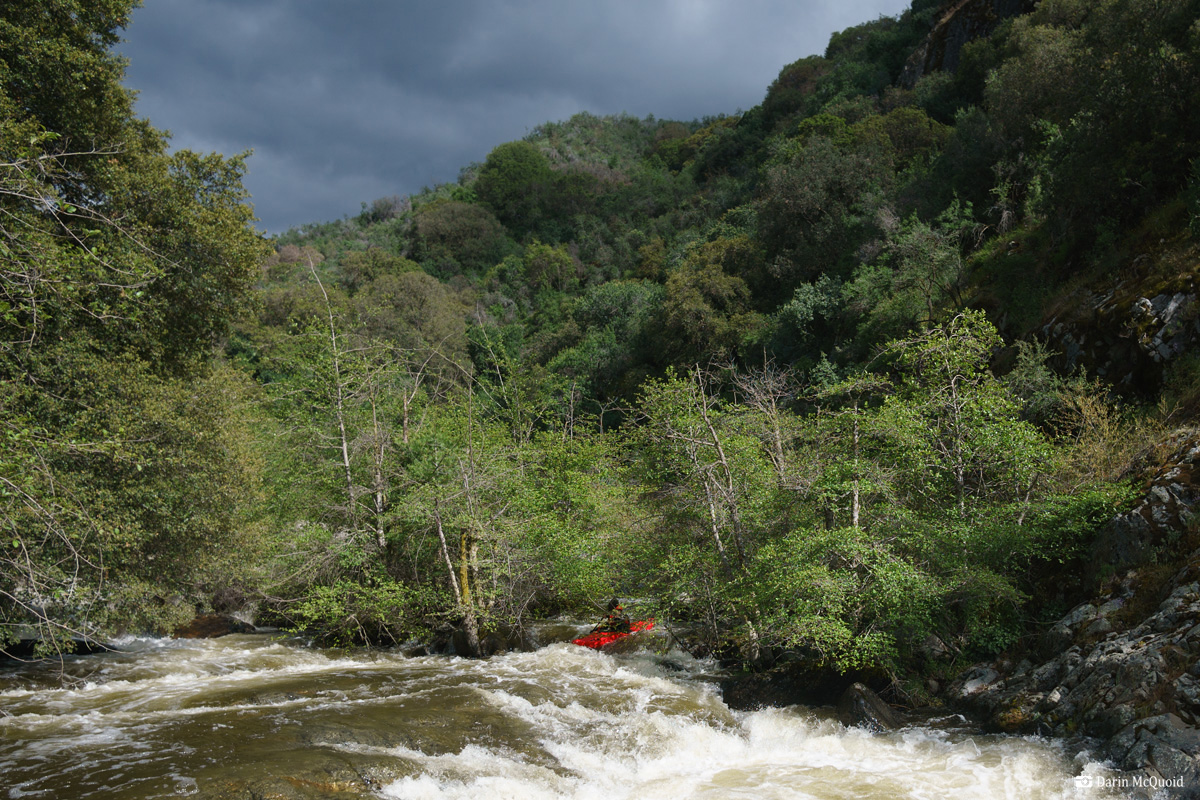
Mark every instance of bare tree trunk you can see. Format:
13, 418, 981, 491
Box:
401, 390, 411, 446
700, 470, 734, 580
851, 401, 861, 530
370, 395, 387, 550
458, 527, 480, 656
768, 419, 787, 481
695, 367, 746, 567
734, 363, 792, 484
434, 502, 461, 601
399, 346, 438, 446
308, 258, 356, 528
456, 385, 481, 656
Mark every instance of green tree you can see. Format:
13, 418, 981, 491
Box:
0, 1, 136, 160
740, 313, 1078, 671
852, 107, 950, 170
749, 525, 938, 673
985, 21, 1087, 145
523, 239, 579, 293
474, 141, 555, 234
2, 346, 266, 647
548, 280, 663, 405
633, 368, 783, 573
844, 201, 977, 350
762, 56, 831, 128
354, 270, 471, 373
630, 367, 785, 660
507, 429, 636, 611
411, 199, 513, 277
757, 135, 891, 288
261, 262, 461, 562
985, 0, 1200, 227
1, 1, 269, 651
659, 237, 755, 363
339, 247, 420, 291
810, 372, 896, 531
882, 311, 1052, 515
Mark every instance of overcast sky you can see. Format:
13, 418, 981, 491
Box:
119, 1, 914, 234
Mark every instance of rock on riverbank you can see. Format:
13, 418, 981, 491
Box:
950, 433, 1200, 798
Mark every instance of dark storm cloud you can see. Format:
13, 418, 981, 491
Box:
120, 0, 913, 233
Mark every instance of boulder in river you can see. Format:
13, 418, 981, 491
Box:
719, 664, 852, 710
447, 622, 533, 657
173, 613, 256, 639
837, 682, 900, 732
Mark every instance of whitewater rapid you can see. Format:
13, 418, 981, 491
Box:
0, 629, 1126, 799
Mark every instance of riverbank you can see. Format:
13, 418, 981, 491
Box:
945, 433, 1200, 799
698, 432, 1200, 799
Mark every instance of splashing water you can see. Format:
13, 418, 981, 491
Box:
0, 630, 1124, 799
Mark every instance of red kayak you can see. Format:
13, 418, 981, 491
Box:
572, 619, 655, 649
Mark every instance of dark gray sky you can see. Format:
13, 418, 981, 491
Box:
120, 1, 914, 234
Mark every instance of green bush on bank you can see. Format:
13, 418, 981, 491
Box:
288, 580, 449, 647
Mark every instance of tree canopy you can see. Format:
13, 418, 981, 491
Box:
1, 0, 269, 652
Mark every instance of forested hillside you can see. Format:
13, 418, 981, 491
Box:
5, 0, 1200, 690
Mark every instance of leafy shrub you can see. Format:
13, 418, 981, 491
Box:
289, 579, 447, 647
1162, 349, 1200, 422
750, 526, 939, 673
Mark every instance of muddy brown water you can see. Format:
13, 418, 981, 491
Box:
0, 625, 1127, 799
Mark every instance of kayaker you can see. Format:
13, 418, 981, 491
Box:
593, 598, 631, 633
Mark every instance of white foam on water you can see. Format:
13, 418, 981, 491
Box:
0, 638, 415, 724
379, 713, 1124, 800
1, 633, 1130, 800
378, 659, 1127, 800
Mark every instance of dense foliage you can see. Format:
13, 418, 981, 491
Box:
5, 0, 1196, 688
1, 1, 270, 653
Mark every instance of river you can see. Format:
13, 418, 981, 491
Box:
0, 626, 1127, 799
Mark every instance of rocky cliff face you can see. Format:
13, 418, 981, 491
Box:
950, 433, 1200, 799
900, 0, 1035, 88
1040, 238, 1200, 397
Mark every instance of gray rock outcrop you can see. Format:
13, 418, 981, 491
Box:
949, 433, 1200, 798
900, 0, 1036, 88
1040, 263, 1200, 397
